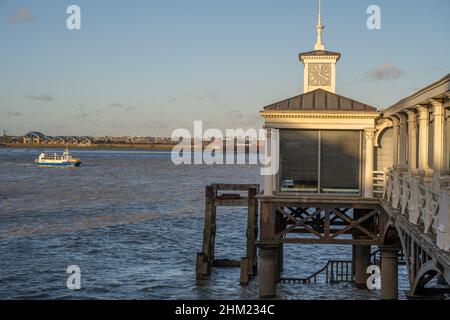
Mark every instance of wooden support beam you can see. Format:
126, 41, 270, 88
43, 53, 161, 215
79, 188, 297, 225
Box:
240, 257, 250, 285
196, 253, 209, 280
284, 238, 379, 245
198, 185, 217, 278
246, 186, 258, 275
258, 242, 279, 298
380, 247, 399, 300
196, 184, 260, 284
260, 203, 276, 241
214, 183, 259, 191
212, 259, 240, 268
331, 208, 378, 240
286, 228, 353, 234
215, 198, 249, 206
257, 196, 381, 209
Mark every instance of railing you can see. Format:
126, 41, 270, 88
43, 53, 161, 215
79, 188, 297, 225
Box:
371, 248, 405, 265
281, 260, 353, 284
384, 168, 442, 237
373, 171, 386, 198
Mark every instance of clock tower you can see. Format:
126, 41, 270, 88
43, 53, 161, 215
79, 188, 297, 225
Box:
299, 0, 340, 93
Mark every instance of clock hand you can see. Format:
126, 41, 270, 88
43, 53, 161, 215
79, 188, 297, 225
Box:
316, 73, 327, 81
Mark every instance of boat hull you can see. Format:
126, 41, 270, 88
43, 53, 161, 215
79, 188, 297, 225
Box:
36, 161, 81, 167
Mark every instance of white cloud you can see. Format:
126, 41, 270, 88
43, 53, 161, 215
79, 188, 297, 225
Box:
368, 63, 405, 81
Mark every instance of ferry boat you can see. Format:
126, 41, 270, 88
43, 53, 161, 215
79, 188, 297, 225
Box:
35, 148, 81, 167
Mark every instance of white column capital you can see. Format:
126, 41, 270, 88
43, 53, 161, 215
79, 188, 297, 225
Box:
416, 104, 429, 116
397, 113, 407, 125
390, 116, 400, 126
364, 128, 375, 140
429, 98, 445, 115
429, 98, 444, 107
405, 109, 417, 122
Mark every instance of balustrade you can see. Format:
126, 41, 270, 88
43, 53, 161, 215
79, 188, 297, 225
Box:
384, 168, 444, 247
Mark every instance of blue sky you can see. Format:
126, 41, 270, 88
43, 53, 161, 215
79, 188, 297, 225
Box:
0, 0, 449, 136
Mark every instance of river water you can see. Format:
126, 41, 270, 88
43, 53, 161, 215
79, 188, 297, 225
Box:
0, 148, 408, 299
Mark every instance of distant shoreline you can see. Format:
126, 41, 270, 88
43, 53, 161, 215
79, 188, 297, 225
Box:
1, 143, 261, 154
2, 143, 175, 151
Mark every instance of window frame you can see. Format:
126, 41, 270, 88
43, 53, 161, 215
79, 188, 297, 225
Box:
277, 129, 362, 197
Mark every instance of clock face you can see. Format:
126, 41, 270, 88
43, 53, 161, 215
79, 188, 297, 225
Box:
308, 63, 331, 87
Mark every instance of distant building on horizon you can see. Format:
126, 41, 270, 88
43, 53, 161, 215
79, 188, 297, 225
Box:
22, 131, 93, 145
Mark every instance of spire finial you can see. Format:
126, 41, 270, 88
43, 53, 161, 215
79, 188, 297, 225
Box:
314, 0, 325, 51
319, 0, 321, 18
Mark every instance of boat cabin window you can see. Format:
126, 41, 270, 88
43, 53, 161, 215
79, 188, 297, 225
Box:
280, 129, 361, 195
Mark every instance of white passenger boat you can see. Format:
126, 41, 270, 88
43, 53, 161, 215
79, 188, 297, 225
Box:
35, 148, 81, 167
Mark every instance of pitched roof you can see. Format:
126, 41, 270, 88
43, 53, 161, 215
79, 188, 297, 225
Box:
263, 89, 378, 112
26, 131, 46, 138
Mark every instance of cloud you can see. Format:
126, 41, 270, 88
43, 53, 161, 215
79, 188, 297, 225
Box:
227, 109, 243, 120
221, 109, 262, 129
158, 92, 219, 107
109, 102, 134, 110
182, 92, 220, 101
4, 109, 23, 117
204, 92, 220, 100
368, 63, 405, 81
147, 120, 168, 129
110, 102, 125, 108
9, 9, 35, 23
74, 112, 92, 119
163, 96, 179, 105
25, 94, 53, 102
428, 66, 445, 73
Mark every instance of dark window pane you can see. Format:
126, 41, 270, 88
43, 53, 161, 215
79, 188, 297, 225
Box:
280, 130, 318, 192
320, 131, 360, 193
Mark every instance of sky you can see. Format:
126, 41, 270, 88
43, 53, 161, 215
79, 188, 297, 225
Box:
0, 0, 449, 137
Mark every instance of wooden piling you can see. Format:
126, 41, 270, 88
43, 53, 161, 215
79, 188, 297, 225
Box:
352, 209, 373, 286
239, 257, 250, 285
196, 184, 259, 284
246, 186, 258, 276
258, 202, 284, 297
197, 185, 217, 278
